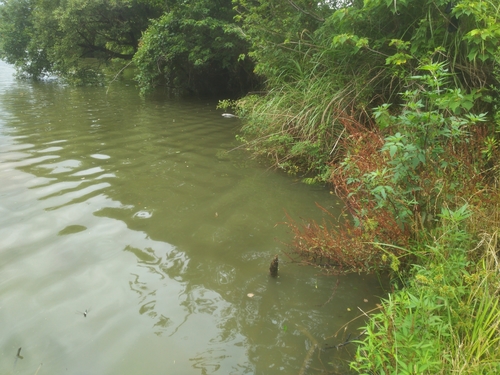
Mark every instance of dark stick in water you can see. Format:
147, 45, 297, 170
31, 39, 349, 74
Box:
13, 346, 24, 371
269, 255, 279, 277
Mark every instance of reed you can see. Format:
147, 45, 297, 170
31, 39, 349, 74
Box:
448, 231, 500, 373
233, 55, 375, 181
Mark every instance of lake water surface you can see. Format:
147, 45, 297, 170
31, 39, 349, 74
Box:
0, 61, 384, 375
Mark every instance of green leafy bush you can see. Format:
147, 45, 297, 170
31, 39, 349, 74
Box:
352, 206, 500, 374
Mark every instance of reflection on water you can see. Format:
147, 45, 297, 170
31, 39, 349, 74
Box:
0, 60, 385, 375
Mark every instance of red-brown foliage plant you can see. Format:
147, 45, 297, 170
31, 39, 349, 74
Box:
285, 111, 410, 274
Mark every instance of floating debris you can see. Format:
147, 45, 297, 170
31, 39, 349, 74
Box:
247, 293, 254, 298
133, 210, 153, 219
77, 308, 90, 317
215, 264, 235, 285
221, 113, 238, 118
90, 153, 110, 160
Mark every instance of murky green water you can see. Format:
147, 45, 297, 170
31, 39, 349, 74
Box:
0, 61, 385, 375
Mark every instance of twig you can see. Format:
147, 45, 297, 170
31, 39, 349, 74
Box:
324, 305, 382, 341
286, 0, 325, 22
227, 131, 284, 153
106, 61, 133, 95
329, 127, 346, 156
327, 330, 367, 350
34, 363, 43, 375
317, 278, 340, 307
296, 324, 319, 375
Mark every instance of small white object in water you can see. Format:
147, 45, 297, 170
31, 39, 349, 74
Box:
247, 293, 254, 298
222, 113, 238, 118
133, 210, 153, 219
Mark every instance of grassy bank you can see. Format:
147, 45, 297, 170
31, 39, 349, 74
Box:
223, 1, 500, 372
225, 58, 500, 372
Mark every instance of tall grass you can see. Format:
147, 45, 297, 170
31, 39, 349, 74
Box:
233, 56, 375, 180
351, 210, 500, 374
449, 231, 500, 373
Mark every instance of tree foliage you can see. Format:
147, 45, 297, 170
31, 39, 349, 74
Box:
233, 0, 334, 78
0, 0, 259, 94
133, 0, 259, 95
0, 0, 163, 82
